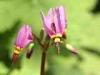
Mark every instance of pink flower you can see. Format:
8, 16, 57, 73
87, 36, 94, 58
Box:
12, 25, 34, 63
41, 6, 67, 43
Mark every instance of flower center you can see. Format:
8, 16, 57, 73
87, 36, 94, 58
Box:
51, 33, 62, 43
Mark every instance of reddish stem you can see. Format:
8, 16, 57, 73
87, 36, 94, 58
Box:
40, 51, 46, 75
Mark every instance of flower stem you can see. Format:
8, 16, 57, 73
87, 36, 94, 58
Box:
40, 51, 46, 75
33, 33, 50, 75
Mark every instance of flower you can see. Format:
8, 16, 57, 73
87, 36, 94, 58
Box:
12, 25, 34, 63
41, 6, 67, 53
41, 6, 67, 43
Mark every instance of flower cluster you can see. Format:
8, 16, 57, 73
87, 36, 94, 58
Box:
12, 6, 77, 64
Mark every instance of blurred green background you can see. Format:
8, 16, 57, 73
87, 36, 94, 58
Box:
0, 0, 100, 75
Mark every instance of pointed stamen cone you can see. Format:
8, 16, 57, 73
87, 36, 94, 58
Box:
12, 53, 19, 64
71, 48, 77, 54
55, 42, 60, 54
66, 44, 77, 54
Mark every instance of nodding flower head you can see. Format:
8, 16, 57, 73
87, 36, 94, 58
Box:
12, 25, 34, 63
41, 6, 67, 44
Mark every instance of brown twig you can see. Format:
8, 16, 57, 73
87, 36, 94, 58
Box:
40, 51, 47, 75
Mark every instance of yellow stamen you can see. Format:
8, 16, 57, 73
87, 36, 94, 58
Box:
54, 38, 60, 43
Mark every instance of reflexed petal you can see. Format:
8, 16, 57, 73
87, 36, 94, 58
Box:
58, 6, 66, 33
48, 8, 53, 18
15, 25, 33, 48
54, 8, 61, 33
23, 25, 33, 47
15, 25, 26, 47
41, 11, 55, 37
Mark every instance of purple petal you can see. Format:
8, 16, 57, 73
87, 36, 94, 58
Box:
58, 6, 66, 33
41, 11, 55, 37
22, 25, 33, 47
48, 8, 53, 19
15, 25, 26, 47
15, 25, 33, 48
53, 8, 61, 33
